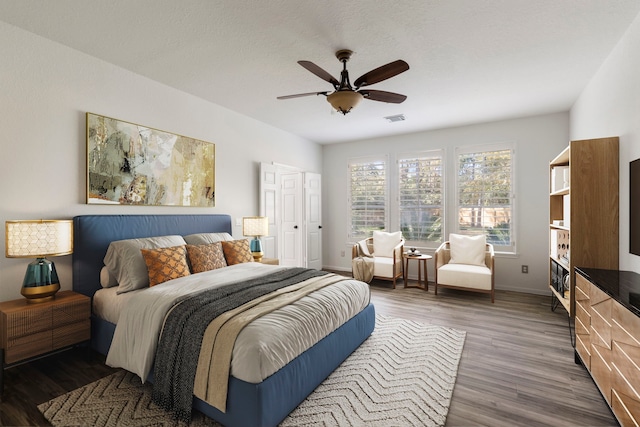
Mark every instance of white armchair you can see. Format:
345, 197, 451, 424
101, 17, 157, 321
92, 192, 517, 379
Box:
352, 231, 405, 288
434, 234, 495, 303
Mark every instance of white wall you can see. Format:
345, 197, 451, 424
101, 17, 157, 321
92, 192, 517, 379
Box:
0, 22, 321, 302
570, 12, 640, 274
323, 112, 569, 295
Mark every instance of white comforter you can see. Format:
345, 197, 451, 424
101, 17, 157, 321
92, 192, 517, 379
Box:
105, 263, 370, 384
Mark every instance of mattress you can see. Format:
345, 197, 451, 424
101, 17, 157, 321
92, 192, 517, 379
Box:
95, 263, 370, 383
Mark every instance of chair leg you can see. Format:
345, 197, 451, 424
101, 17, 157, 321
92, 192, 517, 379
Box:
434, 283, 438, 295
392, 276, 396, 289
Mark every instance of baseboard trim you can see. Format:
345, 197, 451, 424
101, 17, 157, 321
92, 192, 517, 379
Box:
323, 265, 551, 296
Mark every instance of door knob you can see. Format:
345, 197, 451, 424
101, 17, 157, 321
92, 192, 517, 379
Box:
294, 225, 298, 229
319, 225, 323, 229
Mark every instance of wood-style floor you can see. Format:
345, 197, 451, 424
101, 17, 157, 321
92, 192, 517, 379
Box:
366, 280, 617, 427
0, 279, 618, 426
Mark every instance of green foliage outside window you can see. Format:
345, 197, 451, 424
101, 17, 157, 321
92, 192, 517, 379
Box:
458, 149, 513, 246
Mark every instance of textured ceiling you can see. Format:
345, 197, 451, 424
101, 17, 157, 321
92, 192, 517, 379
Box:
1, 0, 639, 144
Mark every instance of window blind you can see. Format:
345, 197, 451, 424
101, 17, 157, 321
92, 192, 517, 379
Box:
398, 153, 443, 244
457, 148, 513, 248
348, 158, 387, 238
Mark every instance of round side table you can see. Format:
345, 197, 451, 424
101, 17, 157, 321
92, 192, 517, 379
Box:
403, 253, 432, 291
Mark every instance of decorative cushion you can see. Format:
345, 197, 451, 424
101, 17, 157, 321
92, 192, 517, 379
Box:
183, 232, 234, 245
449, 233, 486, 266
104, 235, 187, 294
221, 239, 254, 265
373, 257, 398, 278
140, 245, 191, 287
373, 230, 402, 258
99, 266, 119, 288
186, 242, 227, 273
438, 263, 492, 290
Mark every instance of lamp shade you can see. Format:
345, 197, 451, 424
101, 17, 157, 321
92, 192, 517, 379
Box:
242, 217, 269, 237
6, 220, 73, 258
326, 90, 364, 115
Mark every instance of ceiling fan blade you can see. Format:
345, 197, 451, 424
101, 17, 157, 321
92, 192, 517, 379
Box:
298, 61, 340, 88
359, 89, 407, 104
277, 91, 328, 100
354, 60, 409, 88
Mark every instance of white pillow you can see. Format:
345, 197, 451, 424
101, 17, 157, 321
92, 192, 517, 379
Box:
183, 232, 234, 245
373, 231, 402, 258
449, 234, 486, 266
104, 235, 187, 294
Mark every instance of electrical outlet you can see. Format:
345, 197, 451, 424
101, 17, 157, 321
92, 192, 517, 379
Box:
521, 265, 528, 274
340, 250, 345, 257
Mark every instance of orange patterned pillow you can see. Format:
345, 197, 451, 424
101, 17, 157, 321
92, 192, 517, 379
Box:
140, 245, 191, 286
186, 243, 227, 273
221, 239, 254, 265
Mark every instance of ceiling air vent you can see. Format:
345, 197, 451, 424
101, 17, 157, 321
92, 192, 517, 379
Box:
384, 114, 405, 123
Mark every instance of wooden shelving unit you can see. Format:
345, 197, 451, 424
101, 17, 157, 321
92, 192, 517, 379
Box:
548, 137, 619, 317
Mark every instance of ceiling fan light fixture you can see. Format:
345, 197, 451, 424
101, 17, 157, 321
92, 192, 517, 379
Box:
326, 91, 363, 115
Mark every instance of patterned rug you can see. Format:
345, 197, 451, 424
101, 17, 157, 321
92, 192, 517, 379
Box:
38, 315, 466, 427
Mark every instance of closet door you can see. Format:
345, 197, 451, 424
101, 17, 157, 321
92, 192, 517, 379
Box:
280, 172, 303, 267
305, 172, 322, 270
260, 164, 322, 269
259, 163, 278, 259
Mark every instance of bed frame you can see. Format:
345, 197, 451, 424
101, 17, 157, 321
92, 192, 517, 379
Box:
72, 214, 375, 427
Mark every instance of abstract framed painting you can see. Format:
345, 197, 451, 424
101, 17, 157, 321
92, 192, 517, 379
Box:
86, 113, 215, 207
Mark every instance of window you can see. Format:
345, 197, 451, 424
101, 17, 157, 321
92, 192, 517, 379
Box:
348, 157, 387, 239
456, 145, 515, 252
398, 152, 444, 246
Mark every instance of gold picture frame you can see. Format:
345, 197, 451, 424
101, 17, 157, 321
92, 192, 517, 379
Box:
86, 113, 215, 207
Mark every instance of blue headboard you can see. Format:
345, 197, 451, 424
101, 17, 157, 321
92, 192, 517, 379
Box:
72, 214, 233, 297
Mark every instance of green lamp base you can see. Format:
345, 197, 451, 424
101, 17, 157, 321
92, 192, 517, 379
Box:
21, 258, 61, 303
250, 237, 264, 262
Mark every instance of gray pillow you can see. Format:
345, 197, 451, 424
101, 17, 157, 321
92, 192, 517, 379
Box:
99, 266, 119, 288
104, 235, 187, 294
183, 232, 234, 245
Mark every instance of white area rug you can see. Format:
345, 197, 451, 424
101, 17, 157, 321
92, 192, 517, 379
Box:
39, 315, 466, 427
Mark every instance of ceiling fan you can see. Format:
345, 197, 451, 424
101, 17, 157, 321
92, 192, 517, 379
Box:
277, 49, 409, 115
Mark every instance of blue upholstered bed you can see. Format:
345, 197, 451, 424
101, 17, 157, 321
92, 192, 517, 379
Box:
72, 214, 375, 427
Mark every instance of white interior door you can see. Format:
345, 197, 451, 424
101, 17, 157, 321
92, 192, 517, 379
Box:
280, 172, 303, 266
305, 172, 322, 270
259, 163, 278, 259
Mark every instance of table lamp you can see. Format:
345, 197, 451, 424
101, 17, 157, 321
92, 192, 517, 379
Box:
5, 220, 73, 303
242, 216, 269, 262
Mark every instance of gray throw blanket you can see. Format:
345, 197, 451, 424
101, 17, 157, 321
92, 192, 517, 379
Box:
151, 267, 330, 422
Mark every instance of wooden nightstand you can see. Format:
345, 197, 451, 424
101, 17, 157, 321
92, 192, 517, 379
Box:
0, 290, 90, 394
260, 258, 279, 265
